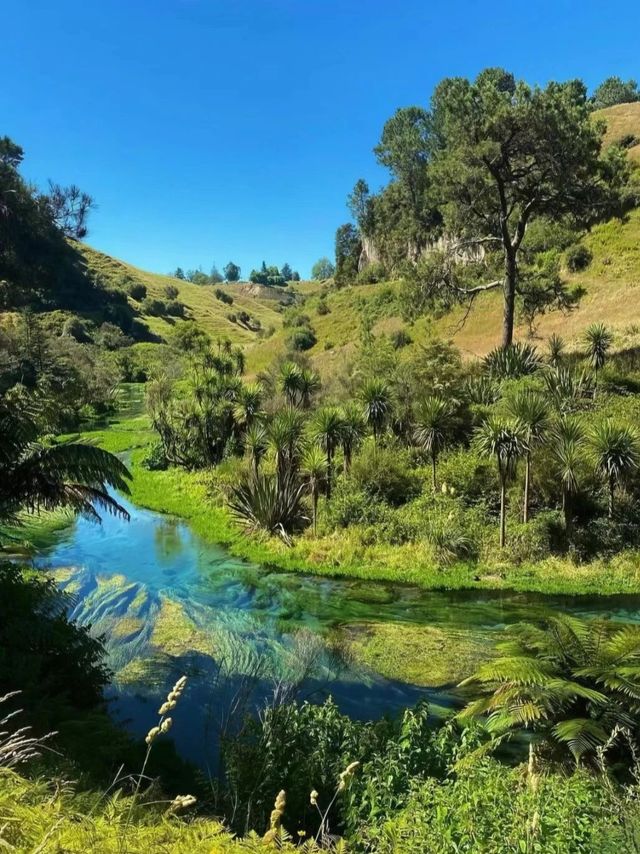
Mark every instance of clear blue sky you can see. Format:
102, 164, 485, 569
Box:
4, 0, 639, 278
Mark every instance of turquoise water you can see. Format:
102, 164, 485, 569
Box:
34, 492, 640, 766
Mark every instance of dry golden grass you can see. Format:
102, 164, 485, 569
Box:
594, 101, 640, 162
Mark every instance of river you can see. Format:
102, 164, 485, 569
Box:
34, 491, 640, 768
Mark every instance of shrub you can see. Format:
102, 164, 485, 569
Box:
165, 299, 185, 317
317, 297, 330, 315
61, 316, 88, 342
141, 297, 167, 317
95, 322, 132, 350
565, 243, 593, 272
142, 441, 168, 471
483, 342, 542, 380
350, 441, 421, 506
127, 281, 147, 301
288, 326, 317, 351
438, 447, 496, 505
163, 284, 179, 299
356, 261, 386, 284
390, 328, 412, 349
324, 482, 391, 529
237, 310, 251, 326
214, 288, 234, 305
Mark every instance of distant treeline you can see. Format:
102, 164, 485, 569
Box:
171, 260, 300, 286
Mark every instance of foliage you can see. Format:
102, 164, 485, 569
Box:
312, 257, 336, 280
566, 243, 593, 272
228, 471, 308, 539
592, 76, 640, 110
350, 441, 421, 507
461, 614, 640, 767
483, 342, 542, 380
223, 261, 241, 282
288, 326, 317, 351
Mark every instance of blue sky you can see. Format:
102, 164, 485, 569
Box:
4, 0, 639, 278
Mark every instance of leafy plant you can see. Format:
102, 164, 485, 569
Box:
483, 342, 542, 380
413, 396, 455, 491
589, 421, 640, 517
228, 472, 308, 541
475, 417, 526, 547
460, 615, 640, 767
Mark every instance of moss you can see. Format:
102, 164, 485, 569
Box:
150, 597, 216, 658
344, 621, 495, 688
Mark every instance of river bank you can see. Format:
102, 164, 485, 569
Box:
49, 411, 640, 598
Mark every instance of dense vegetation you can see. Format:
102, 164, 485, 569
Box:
4, 67, 640, 851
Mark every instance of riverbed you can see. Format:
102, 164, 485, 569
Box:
34, 491, 640, 767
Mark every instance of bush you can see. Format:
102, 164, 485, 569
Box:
165, 299, 185, 317
565, 243, 593, 272
350, 441, 421, 506
214, 288, 234, 305
127, 281, 147, 301
324, 482, 391, 529
317, 297, 330, 315
61, 316, 88, 342
356, 261, 386, 284
142, 441, 168, 471
390, 328, 412, 349
141, 297, 167, 317
288, 326, 317, 351
163, 284, 179, 299
438, 447, 496, 504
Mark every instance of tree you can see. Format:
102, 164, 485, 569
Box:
506, 390, 549, 522
429, 69, 625, 347
312, 406, 344, 499
584, 323, 613, 397
334, 224, 361, 284
591, 76, 640, 111
413, 396, 455, 491
44, 182, 95, 239
279, 361, 303, 406
209, 264, 224, 284
281, 262, 293, 281
244, 422, 267, 477
224, 261, 241, 282
550, 417, 586, 537
589, 421, 640, 518
340, 402, 366, 474
301, 445, 327, 535
297, 368, 321, 409
475, 416, 526, 547
311, 257, 335, 280
268, 407, 306, 488
460, 615, 640, 767
174, 267, 186, 280
0, 398, 130, 528
359, 379, 392, 445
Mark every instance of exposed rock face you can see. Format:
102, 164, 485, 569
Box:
358, 232, 485, 272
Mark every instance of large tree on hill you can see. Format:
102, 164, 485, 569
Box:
429, 69, 626, 347
591, 76, 639, 111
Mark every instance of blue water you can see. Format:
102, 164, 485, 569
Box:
33, 492, 640, 767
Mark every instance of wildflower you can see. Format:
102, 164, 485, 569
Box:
338, 760, 360, 791
145, 726, 160, 745
158, 700, 176, 715
160, 717, 173, 734
263, 789, 286, 842
310, 789, 319, 806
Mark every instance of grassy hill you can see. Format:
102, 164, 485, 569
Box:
78, 243, 311, 349
594, 101, 640, 162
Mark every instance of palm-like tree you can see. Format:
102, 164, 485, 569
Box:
506, 390, 549, 523
278, 361, 303, 406
233, 383, 263, 431
551, 417, 586, 537
244, 422, 268, 477
267, 407, 306, 487
359, 379, 392, 445
589, 421, 640, 518
475, 417, 526, 548
297, 368, 321, 409
544, 366, 594, 414
0, 399, 130, 528
312, 406, 344, 499
340, 402, 366, 474
547, 333, 565, 367
301, 445, 327, 535
413, 396, 455, 491
459, 615, 640, 767
584, 323, 613, 398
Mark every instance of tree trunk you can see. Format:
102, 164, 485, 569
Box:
432, 452, 437, 492
501, 249, 517, 348
312, 490, 318, 536
523, 451, 530, 524
343, 445, 351, 475
500, 479, 507, 548
608, 475, 615, 519
326, 448, 333, 499
562, 489, 573, 539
